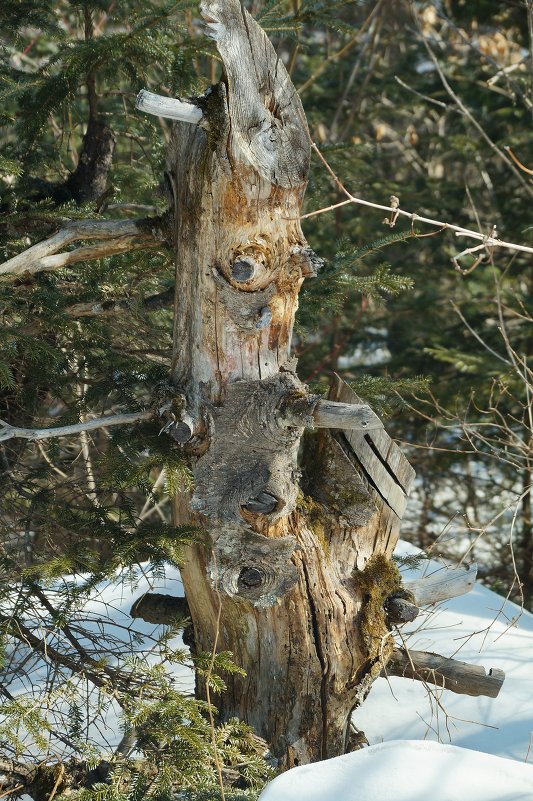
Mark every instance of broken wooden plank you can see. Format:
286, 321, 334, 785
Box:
385, 648, 505, 698
328, 375, 415, 520
405, 562, 478, 606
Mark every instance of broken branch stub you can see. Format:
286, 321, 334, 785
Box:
386, 648, 505, 698
135, 89, 204, 124
405, 562, 478, 606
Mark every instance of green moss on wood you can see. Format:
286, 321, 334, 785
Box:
297, 492, 330, 558
356, 554, 404, 676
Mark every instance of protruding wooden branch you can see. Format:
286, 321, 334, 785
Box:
65, 287, 174, 318
279, 398, 383, 432
313, 400, 383, 431
0, 411, 151, 443
135, 89, 203, 124
385, 594, 419, 624
405, 562, 478, 606
385, 648, 505, 698
0, 219, 160, 278
166, 413, 198, 444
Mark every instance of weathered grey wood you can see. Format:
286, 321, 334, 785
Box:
130, 593, 189, 624
231, 257, 260, 282
136, 89, 203, 124
0, 219, 158, 278
201, 0, 309, 189
279, 397, 383, 431
0, 411, 150, 443
406, 562, 478, 606
386, 648, 505, 698
313, 400, 383, 431
169, 413, 197, 444
332, 375, 415, 520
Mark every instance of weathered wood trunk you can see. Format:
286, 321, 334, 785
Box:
162, 0, 414, 767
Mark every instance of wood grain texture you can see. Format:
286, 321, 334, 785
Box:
0, 219, 159, 277
201, 0, 309, 189
406, 562, 478, 606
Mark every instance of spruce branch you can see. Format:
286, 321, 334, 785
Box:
0, 218, 163, 278
0, 411, 151, 443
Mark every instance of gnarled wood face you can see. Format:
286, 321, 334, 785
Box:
164, 6, 320, 605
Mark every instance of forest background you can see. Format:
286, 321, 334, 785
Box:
1, 0, 532, 799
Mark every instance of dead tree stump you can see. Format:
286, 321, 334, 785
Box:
143, 0, 419, 767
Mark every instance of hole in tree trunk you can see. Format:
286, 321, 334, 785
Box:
242, 490, 279, 515
238, 566, 265, 589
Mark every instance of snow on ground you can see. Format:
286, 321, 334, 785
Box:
258, 740, 533, 801
259, 540, 533, 800
5, 541, 533, 800
357, 541, 533, 762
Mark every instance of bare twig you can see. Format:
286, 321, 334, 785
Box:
394, 75, 450, 109
65, 287, 174, 318
504, 145, 533, 175
301, 142, 533, 263
0, 785, 25, 799
414, 11, 533, 199
0, 411, 151, 443
297, 3, 381, 96
330, 2, 384, 138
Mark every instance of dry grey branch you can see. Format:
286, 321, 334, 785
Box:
0, 411, 151, 442
0, 218, 161, 278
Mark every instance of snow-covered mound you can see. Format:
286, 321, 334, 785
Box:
258, 740, 533, 801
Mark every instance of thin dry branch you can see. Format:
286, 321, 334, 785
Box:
0, 411, 151, 443
302, 143, 533, 263
65, 287, 174, 317
297, 2, 383, 96
414, 11, 533, 199
0, 218, 162, 278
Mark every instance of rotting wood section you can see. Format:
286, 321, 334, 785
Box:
0, 0, 507, 773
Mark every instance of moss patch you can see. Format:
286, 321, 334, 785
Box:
297, 492, 330, 558
356, 554, 404, 676
300, 430, 375, 527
